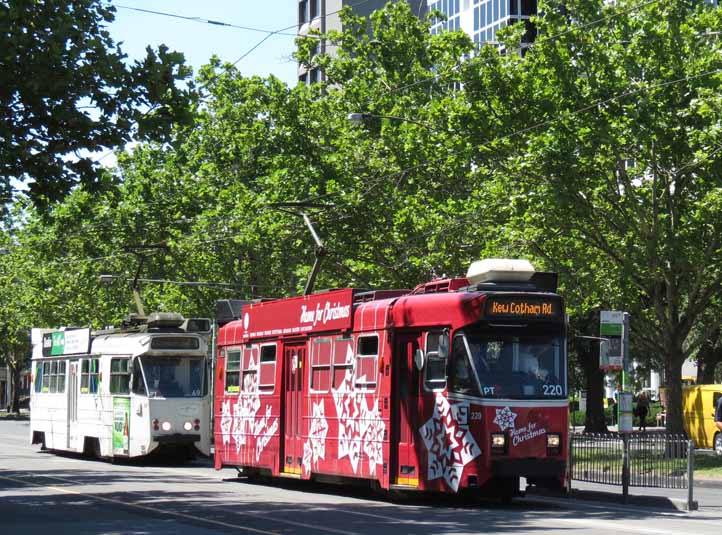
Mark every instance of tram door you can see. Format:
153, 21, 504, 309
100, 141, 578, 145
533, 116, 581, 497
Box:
66, 360, 79, 450
392, 333, 422, 486
283, 344, 305, 474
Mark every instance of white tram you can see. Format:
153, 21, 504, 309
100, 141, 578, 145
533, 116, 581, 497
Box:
30, 313, 212, 460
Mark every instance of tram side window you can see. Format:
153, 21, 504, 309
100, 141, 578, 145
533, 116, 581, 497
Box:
242, 346, 259, 392
258, 344, 276, 393
354, 335, 379, 390
45, 361, 66, 393
225, 349, 241, 393
41, 362, 50, 393
311, 338, 332, 392
34, 362, 43, 393
55, 361, 66, 393
81, 358, 100, 394
110, 359, 130, 394
333, 337, 354, 388
424, 331, 447, 391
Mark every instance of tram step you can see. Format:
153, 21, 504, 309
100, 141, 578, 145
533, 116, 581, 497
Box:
389, 484, 420, 491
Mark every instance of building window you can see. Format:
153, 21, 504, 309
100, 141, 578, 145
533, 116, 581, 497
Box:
310, 0, 320, 19
298, 0, 308, 25
521, 0, 536, 16
225, 349, 241, 393
258, 344, 277, 392
354, 335, 379, 389
110, 358, 130, 394
81, 358, 99, 394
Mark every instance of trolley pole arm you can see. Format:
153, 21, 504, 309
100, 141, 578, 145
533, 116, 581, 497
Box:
131, 255, 146, 318
302, 213, 326, 296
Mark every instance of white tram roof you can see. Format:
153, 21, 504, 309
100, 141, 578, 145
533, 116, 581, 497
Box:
32, 330, 207, 360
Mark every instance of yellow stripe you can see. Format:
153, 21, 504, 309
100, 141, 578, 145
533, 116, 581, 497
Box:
396, 477, 419, 487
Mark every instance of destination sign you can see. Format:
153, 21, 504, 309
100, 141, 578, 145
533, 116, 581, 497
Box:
485, 296, 562, 320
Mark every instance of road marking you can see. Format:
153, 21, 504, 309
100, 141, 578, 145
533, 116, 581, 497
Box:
0, 473, 279, 535
220, 507, 360, 535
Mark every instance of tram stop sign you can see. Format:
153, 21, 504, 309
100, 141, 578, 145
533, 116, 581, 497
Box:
599, 310, 623, 371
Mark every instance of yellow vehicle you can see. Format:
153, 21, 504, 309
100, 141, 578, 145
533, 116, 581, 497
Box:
682, 384, 722, 454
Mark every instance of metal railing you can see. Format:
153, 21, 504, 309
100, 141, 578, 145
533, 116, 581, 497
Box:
570, 432, 696, 508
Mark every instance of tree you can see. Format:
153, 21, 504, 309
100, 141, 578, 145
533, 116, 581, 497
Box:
0, 0, 196, 210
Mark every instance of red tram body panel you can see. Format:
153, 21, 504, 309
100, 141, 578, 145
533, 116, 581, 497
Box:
214, 260, 568, 497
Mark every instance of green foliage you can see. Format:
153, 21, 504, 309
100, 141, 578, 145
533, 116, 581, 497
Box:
0, 0, 196, 210
3, 1, 722, 434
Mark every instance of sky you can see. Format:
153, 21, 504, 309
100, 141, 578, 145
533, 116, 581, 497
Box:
108, 1, 299, 85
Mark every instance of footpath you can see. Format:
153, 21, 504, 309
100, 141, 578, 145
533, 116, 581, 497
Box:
527, 424, 722, 512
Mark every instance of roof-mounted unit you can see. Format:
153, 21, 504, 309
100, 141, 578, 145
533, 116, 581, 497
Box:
181, 318, 212, 334
147, 312, 185, 329
466, 259, 536, 285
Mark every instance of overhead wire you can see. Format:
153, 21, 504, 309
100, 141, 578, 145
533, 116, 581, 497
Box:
113, 3, 297, 36
231, 0, 379, 65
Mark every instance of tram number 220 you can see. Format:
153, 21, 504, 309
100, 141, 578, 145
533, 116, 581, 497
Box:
543, 384, 563, 396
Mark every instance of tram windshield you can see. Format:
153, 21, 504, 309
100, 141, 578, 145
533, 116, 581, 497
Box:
449, 326, 566, 399
133, 356, 206, 398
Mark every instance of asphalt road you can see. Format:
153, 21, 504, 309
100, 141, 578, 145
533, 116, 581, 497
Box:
1, 420, 721, 535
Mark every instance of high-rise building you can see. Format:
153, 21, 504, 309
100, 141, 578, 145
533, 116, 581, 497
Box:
429, 0, 537, 46
297, 0, 427, 85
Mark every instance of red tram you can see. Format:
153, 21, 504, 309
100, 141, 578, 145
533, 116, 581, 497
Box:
213, 259, 568, 498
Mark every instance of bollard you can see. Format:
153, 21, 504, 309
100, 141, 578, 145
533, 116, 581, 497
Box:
687, 440, 698, 511
622, 433, 629, 503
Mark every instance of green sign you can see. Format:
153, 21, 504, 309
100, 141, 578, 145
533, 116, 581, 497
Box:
42, 328, 91, 356
600, 310, 623, 370
112, 397, 130, 455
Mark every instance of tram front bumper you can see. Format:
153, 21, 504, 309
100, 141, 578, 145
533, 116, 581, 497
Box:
492, 458, 566, 478
153, 433, 201, 445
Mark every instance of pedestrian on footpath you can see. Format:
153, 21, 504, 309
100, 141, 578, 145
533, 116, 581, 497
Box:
636, 391, 649, 431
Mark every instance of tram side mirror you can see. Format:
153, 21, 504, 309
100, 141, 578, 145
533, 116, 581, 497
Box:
438, 331, 450, 360
414, 349, 426, 371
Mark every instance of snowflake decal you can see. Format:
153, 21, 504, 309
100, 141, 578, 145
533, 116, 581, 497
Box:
419, 393, 481, 492
493, 406, 517, 431
303, 400, 329, 474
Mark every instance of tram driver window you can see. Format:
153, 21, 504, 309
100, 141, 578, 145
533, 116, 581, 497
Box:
424, 331, 447, 391
80, 358, 99, 394
449, 336, 477, 395
225, 349, 241, 393
354, 335, 379, 390
132, 358, 147, 396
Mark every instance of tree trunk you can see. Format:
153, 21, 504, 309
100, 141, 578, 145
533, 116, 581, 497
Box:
664, 353, 685, 434
7, 354, 20, 414
580, 338, 608, 433
696, 327, 719, 384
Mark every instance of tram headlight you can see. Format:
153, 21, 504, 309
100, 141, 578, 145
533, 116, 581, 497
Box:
491, 433, 507, 454
546, 433, 562, 455
183, 421, 193, 431
161, 421, 172, 432
152, 419, 159, 431
194, 418, 201, 431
